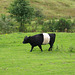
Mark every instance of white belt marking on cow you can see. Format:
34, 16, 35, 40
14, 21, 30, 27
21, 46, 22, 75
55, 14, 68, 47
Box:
42, 33, 50, 45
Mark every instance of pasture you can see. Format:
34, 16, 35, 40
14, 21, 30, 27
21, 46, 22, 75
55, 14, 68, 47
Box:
0, 32, 75, 75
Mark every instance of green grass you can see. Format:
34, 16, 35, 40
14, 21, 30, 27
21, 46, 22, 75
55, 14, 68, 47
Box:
0, 32, 75, 75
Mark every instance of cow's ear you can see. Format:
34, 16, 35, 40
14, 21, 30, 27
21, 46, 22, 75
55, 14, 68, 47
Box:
27, 36, 31, 40
28, 36, 31, 38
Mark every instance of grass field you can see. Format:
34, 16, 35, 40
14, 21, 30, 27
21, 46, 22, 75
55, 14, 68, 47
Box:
0, 32, 75, 75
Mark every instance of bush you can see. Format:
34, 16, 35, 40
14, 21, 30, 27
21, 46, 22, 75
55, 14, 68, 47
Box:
42, 19, 56, 32
55, 18, 71, 32
42, 22, 49, 32
69, 19, 75, 32
0, 14, 18, 34
49, 19, 56, 32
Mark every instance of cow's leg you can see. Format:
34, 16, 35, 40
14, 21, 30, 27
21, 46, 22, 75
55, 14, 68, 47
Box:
38, 45, 43, 52
48, 43, 53, 51
48, 45, 51, 51
30, 46, 34, 52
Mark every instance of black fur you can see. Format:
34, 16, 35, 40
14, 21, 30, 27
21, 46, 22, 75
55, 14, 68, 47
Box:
23, 33, 56, 52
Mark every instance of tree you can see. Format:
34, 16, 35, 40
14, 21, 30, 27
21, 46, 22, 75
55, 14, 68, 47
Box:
8, 0, 34, 32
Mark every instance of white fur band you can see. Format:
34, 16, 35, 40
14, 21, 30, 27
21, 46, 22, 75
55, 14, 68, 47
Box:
42, 33, 50, 44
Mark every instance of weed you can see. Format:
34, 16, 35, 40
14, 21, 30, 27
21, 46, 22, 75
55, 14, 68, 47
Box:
55, 45, 60, 52
69, 46, 75, 52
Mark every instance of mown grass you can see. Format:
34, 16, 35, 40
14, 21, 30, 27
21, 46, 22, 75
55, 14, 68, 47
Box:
0, 32, 75, 75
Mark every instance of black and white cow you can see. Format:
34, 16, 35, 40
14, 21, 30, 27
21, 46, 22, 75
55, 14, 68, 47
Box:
23, 33, 56, 52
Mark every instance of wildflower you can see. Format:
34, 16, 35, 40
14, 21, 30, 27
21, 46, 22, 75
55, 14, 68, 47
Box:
6, 33, 7, 35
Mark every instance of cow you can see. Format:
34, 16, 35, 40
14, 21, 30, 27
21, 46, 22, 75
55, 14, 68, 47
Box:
23, 33, 56, 52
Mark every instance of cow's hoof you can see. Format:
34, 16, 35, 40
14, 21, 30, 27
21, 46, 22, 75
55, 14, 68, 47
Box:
41, 50, 43, 52
48, 49, 50, 51
30, 50, 32, 52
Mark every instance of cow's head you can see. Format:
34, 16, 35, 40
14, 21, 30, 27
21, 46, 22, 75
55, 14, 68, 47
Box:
23, 36, 28, 44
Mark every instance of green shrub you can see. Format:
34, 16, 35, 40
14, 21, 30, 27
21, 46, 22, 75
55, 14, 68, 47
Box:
0, 14, 18, 33
69, 19, 75, 32
55, 18, 71, 32
42, 19, 56, 32
42, 21, 50, 32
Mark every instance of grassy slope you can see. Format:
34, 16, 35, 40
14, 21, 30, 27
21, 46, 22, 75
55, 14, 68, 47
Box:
0, 0, 12, 15
0, 32, 75, 75
0, 0, 75, 18
30, 0, 75, 18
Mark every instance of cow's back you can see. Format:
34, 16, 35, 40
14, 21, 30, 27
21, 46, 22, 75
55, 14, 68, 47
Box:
29, 34, 43, 46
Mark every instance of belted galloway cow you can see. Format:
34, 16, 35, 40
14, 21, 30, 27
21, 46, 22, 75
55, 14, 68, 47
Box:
23, 33, 56, 52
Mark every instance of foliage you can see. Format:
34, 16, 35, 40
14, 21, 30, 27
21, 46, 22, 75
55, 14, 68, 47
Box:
34, 9, 46, 31
8, 0, 34, 32
42, 18, 73, 32
72, 19, 75, 25
50, 19, 56, 32
42, 22, 49, 32
69, 19, 75, 32
36, 18, 44, 25
0, 14, 17, 33
42, 19, 56, 32
55, 18, 71, 32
